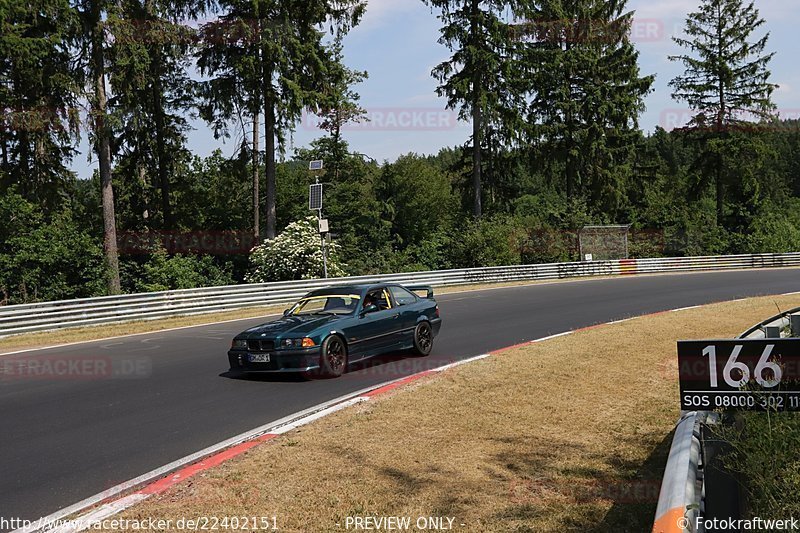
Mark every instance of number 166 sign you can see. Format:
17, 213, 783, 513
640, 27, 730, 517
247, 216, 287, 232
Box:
678, 339, 800, 411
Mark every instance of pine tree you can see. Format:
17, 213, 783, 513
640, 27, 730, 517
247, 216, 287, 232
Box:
198, 0, 365, 240
669, 0, 777, 224
107, 0, 199, 230
425, 0, 527, 219
0, 0, 80, 209
312, 37, 368, 179
519, 0, 653, 215
197, 5, 262, 238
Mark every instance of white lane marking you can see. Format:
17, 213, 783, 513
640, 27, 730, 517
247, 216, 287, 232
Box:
99, 342, 124, 348
39, 495, 148, 533
671, 305, 701, 312
531, 331, 574, 343
272, 398, 368, 435
432, 354, 491, 372
444, 296, 481, 302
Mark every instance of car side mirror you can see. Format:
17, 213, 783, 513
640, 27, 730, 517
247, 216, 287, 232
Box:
360, 304, 378, 317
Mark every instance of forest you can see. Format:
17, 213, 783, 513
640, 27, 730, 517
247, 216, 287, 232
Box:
1, 0, 798, 304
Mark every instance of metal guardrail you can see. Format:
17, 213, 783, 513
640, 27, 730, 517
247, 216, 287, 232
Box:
653, 302, 800, 532
740, 305, 800, 339
652, 411, 707, 533
1, 252, 799, 338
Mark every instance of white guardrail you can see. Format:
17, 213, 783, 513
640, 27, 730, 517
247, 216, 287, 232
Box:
652, 304, 800, 533
1, 252, 799, 338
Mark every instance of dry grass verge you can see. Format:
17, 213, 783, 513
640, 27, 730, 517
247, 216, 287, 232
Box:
97, 294, 800, 533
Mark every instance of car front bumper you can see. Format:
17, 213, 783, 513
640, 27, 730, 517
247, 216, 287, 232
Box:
227, 348, 321, 373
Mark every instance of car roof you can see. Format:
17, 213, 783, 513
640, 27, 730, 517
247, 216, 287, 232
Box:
305, 283, 403, 297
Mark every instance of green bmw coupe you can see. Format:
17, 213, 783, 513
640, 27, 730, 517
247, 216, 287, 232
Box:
228, 283, 442, 377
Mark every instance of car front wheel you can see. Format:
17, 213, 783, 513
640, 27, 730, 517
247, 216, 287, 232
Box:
411, 321, 433, 356
319, 335, 347, 377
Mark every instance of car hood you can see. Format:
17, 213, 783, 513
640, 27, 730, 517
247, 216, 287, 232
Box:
241, 314, 340, 338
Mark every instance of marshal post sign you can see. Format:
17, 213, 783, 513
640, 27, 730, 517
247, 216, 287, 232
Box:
678, 339, 800, 411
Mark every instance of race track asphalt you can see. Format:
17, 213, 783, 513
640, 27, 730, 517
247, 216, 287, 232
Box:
2, 269, 800, 525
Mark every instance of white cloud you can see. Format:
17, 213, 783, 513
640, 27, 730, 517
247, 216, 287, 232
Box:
630, 0, 800, 22
356, 0, 425, 32
628, 0, 694, 20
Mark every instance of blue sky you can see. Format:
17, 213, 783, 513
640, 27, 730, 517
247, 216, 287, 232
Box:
71, 0, 800, 179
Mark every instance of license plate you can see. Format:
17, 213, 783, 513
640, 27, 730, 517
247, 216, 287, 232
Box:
248, 353, 271, 363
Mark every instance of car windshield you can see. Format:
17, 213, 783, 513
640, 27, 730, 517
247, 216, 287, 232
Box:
289, 295, 360, 316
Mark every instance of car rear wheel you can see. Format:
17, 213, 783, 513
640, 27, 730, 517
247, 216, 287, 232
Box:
411, 321, 433, 356
319, 335, 347, 377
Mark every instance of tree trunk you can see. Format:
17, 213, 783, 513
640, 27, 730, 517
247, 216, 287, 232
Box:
715, 7, 725, 225
564, 39, 575, 200
35, 136, 45, 199
1, 134, 8, 173
472, 104, 482, 219
252, 111, 260, 241
91, 4, 121, 294
333, 117, 342, 181
566, 140, 577, 200
19, 129, 30, 198
264, 91, 277, 239
141, 0, 171, 230
470, 0, 482, 219
716, 161, 724, 224
152, 57, 171, 229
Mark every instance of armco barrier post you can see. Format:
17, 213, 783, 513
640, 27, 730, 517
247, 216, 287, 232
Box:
791, 313, 800, 337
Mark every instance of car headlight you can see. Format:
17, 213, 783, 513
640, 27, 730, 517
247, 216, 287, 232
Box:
231, 339, 248, 349
282, 338, 315, 348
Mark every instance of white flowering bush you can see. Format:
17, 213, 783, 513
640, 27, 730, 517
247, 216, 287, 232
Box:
246, 216, 346, 282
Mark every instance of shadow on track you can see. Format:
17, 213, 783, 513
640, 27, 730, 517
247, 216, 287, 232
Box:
218, 350, 425, 383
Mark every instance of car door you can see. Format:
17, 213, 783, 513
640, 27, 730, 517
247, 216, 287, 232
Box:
342, 288, 400, 358
387, 285, 419, 344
